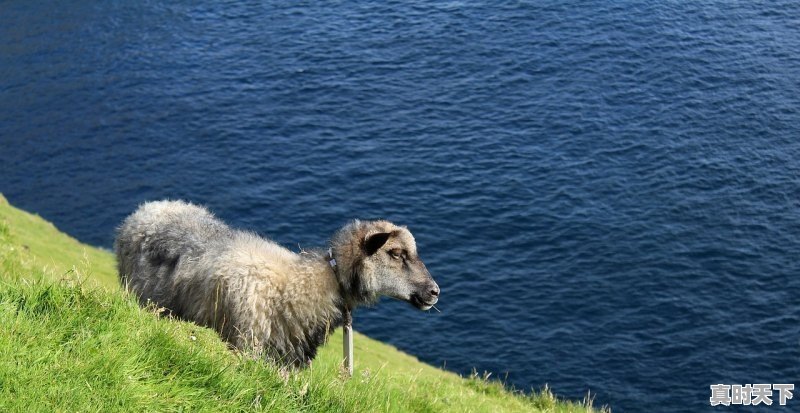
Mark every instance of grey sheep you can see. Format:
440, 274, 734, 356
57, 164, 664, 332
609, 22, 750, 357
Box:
115, 200, 440, 366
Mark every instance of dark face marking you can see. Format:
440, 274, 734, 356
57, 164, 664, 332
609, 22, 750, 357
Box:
404, 259, 440, 310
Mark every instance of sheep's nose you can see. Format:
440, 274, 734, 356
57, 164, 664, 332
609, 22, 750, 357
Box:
430, 285, 440, 297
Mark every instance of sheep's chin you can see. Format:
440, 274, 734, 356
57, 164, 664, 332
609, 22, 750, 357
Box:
409, 293, 436, 311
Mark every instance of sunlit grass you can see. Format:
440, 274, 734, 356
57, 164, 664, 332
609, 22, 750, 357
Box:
0, 194, 606, 412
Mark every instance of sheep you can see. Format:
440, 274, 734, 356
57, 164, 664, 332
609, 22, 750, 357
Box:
114, 200, 440, 367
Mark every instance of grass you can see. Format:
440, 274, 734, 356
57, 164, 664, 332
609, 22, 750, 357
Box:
0, 194, 606, 412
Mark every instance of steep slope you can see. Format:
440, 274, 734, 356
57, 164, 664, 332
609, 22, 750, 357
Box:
0, 194, 603, 412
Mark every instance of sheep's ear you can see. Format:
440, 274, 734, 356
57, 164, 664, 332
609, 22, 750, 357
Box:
363, 232, 391, 256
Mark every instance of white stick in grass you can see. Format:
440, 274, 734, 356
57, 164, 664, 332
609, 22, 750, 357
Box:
343, 309, 353, 376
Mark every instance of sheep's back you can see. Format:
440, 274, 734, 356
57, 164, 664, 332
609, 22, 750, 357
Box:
115, 200, 232, 310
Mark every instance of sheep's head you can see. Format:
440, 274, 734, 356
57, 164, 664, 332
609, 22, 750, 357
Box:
331, 220, 440, 310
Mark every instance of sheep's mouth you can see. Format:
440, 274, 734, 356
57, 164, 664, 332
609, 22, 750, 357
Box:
409, 293, 437, 311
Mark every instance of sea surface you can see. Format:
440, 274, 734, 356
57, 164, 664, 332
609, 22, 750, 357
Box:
2, 1, 799, 411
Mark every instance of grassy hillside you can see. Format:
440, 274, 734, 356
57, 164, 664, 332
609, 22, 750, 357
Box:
0, 194, 605, 412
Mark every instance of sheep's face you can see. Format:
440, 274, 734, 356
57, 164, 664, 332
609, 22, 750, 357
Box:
359, 225, 440, 311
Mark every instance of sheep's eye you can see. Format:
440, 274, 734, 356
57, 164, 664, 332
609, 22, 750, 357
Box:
389, 249, 402, 259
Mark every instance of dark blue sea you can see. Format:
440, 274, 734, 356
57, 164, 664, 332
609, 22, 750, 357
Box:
2, 1, 799, 411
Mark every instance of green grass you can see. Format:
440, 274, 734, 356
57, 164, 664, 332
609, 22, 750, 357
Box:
0, 194, 606, 412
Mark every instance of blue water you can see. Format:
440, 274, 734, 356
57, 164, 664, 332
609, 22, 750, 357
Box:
2, 1, 799, 411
